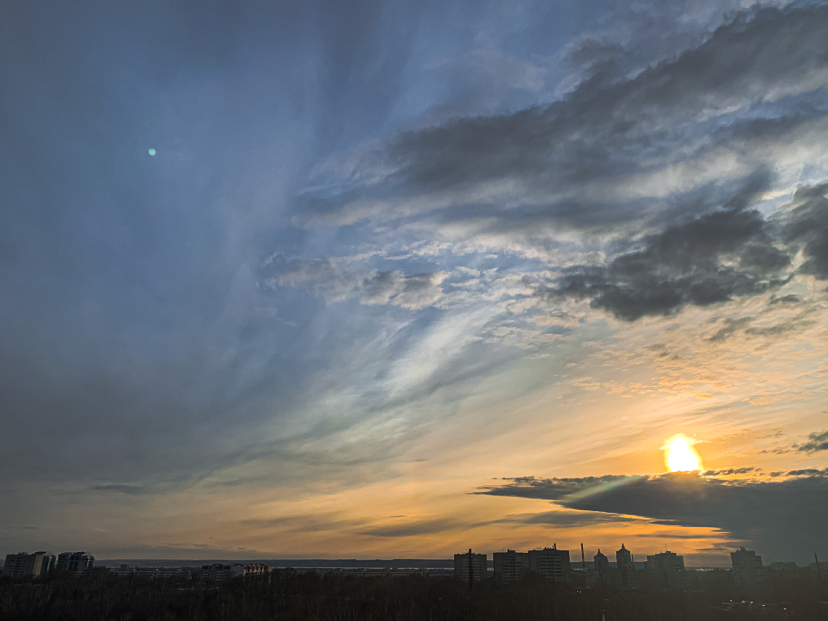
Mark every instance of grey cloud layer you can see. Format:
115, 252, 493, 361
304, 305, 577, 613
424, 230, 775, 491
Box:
477, 471, 828, 563
541, 177, 796, 320
286, 5, 828, 323
299, 5, 828, 228
797, 430, 828, 453
281, 179, 828, 322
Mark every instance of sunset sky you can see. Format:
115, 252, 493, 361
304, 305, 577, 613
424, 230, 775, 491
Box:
1, 0, 827, 567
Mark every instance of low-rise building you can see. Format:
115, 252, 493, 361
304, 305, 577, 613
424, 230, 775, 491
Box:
200, 563, 244, 582
244, 564, 272, 576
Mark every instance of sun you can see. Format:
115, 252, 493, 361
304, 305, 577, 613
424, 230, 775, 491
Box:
662, 434, 703, 472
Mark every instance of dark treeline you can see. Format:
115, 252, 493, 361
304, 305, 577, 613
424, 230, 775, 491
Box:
0, 569, 825, 621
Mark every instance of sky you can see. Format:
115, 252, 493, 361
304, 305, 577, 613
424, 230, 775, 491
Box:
1, 0, 827, 568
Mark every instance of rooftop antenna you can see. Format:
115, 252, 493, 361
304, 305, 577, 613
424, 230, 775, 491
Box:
581, 543, 585, 570
468, 549, 474, 592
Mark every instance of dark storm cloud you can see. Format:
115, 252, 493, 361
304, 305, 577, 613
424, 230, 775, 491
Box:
477, 472, 828, 562
796, 430, 828, 453
541, 178, 793, 321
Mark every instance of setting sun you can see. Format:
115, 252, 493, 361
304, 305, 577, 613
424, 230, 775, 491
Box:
662, 434, 703, 472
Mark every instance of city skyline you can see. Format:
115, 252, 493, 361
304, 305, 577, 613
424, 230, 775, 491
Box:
1, 0, 827, 567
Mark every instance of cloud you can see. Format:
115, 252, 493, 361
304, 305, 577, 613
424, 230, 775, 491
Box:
708, 317, 753, 342
437, 48, 546, 93
476, 475, 639, 501
91, 484, 148, 495
477, 471, 828, 562
541, 178, 793, 320
3, 0, 828, 562
483, 510, 641, 528
359, 518, 462, 538
242, 513, 369, 534
298, 5, 828, 233
260, 254, 448, 310
796, 430, 828, 453
785, 183, 828, 279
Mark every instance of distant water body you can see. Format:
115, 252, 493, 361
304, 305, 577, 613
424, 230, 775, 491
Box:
97, 558, 457, 569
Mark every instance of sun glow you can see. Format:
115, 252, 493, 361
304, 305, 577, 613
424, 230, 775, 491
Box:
662, 434, 702, 472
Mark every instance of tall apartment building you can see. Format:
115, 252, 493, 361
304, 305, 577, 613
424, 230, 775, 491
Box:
646, 551, 686, 589
493, 549, 529, 584
731, 547, 765, 588
454, 549, 487, 584
528, 546, 572, 583
57, 551, 94, 572
3, 552, 55, 578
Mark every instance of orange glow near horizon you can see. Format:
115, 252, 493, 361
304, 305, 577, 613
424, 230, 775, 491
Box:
662, 434, 703, 472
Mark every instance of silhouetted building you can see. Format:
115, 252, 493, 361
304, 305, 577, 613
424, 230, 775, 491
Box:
616, 544, 636, 589
201, 564, 241, 582
3, 552, 55, 578
454, 550, 487, 584
57, 552, 94, 572
731, 547, 764, 588
592, 546, 641, 590
528, 545, 571, 583
646, 551, 686, 589
768, 561, 797, 573
594, 550, 610, 574
493, 549, 529, 584
616, 544, 633, 572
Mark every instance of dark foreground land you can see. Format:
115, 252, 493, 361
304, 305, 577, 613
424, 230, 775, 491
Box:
1, 570, 826, 621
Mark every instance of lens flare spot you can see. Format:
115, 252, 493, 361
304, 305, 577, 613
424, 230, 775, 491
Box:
662, 434, 702, 472
148, 148, 156, 156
